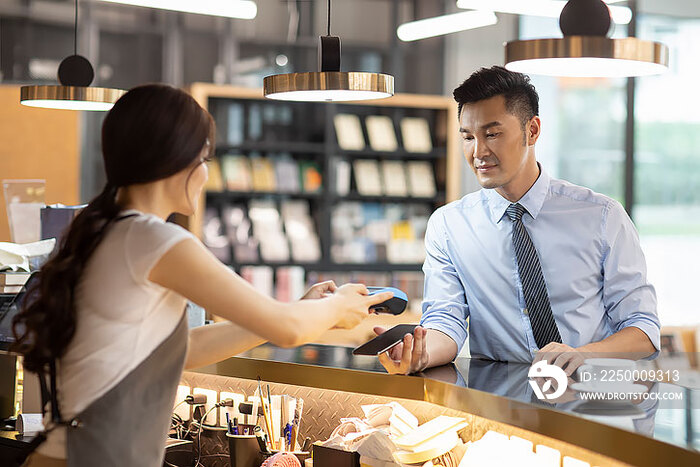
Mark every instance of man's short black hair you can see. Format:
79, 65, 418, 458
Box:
453, 66, 539, 129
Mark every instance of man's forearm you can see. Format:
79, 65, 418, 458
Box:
578, 326, 656, 357
425, 329, 459, 369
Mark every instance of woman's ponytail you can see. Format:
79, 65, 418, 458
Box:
12, 184, 121, 372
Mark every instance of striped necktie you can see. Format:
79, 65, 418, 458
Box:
505, 203, 562, 349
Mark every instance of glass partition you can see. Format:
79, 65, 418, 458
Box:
635, 15, 700, 326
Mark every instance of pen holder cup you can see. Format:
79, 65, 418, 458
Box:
227, 434, 264, 467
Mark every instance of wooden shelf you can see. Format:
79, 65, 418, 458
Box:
216, 141, 326, 155
336, 192, 445, 203
231, 262, 423, 272
216, 144, 445, 160
208, 191, 445, 204
336, 147, 446, 160
207, 191, 323, 201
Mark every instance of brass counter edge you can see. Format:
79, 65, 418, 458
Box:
192, 356, 699, 467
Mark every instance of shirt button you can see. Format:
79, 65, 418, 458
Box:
531, 348, 538, 354
523, 308, 529, 316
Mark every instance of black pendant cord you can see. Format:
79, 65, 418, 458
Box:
326, 0, 331, 36
74, 0, 78, 56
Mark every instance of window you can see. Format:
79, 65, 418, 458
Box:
635, 15, 700, 326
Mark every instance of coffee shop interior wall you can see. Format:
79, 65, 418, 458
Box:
1, 0, 700, 326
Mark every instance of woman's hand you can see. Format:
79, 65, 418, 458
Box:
332, 284, 393, 329
301, 280, 337, 300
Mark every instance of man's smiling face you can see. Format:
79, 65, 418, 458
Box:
459, 95, 536, 193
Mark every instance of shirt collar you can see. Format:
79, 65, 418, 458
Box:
483, 164, 551, 224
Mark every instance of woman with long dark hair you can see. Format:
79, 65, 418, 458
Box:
12, 84, 391, 467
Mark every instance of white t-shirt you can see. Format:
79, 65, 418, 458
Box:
37, 210, 194, 459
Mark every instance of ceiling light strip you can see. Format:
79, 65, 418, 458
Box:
97, 0, 257, 19
397, 11, 498, 42
456, 0, 632, 25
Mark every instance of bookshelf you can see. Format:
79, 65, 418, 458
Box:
188, 83, 461, 319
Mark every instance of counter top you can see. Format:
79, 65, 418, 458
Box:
193, 343, 700, 467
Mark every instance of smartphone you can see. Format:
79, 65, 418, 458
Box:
352, 324, 418, 356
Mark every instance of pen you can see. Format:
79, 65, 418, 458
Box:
291, 398, 303, 451
284, 423, 292, 451
258, 377, 274, 450
267, 384, 272, 409
233, 417, 239, 435
226, 412, 232, 435
266, 384, 274, 448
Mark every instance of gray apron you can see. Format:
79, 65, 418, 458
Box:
66, 311, 188, 466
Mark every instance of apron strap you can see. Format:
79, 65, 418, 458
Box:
48, 360, 62, 424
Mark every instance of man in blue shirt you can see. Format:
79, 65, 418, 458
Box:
377, 66, 659, 375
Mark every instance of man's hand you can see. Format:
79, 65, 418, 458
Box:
534, 342, 586, 377
374, 325, 429, 375
301, 280, 337, 300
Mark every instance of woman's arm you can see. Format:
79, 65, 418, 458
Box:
185, 321, 266, 369
184, 281, 339, 369
150, 238, 392, 357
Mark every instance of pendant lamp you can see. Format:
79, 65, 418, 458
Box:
20, 0, 126, 110
263, 0, 394, 102
504, 0, 668, 78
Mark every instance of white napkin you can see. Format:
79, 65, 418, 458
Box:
0, 239, 56, 271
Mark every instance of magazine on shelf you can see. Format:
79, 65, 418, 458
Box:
240, 266, 274, 297
353, 159, 383, 196
250, 156, 277, 192
275, 266, 306, 302
249, 200, 289, 262
247, 104, 263, 141
221, 155, 252, 191
366, 115, 398, 152
334, 113, 365, 150
300, 161, 322, 193
334, 158, 352, 196
226, 103, 245, 145
281, 201, 321, 262
202, 207, 230, 264
258, 233, 290, 262
274, 156, 301, 193
406, 161, 437, 198
381, 160, 408, 196
221, 205, 259, 263
400, 117, 433, 153
330, 201, 430, 264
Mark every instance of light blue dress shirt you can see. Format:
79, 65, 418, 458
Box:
420, 167, 660, 362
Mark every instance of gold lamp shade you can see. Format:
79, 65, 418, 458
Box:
263, 71, 394, 102
505, 36, 669, 78
20, 85, 126, 111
